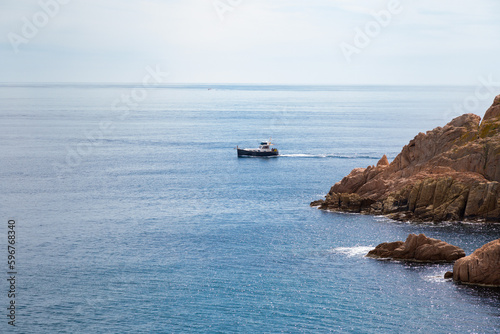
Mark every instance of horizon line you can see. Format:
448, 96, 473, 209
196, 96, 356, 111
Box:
0, 82, 479, 87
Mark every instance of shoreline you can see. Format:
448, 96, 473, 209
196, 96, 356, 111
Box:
312, 204, 500, 225
311, 96, 500, 224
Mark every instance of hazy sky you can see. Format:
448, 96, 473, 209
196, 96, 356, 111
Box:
1, 0, 499, 84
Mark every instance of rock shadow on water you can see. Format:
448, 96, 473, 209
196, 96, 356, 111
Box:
454, 284, 500, 314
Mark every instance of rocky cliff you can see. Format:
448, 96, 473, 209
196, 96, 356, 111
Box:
311, 95, 500, 222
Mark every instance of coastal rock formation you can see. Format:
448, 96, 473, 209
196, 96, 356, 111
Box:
452, 239, 500, 287
311, 95, 500, 222
366, 234, 465, 262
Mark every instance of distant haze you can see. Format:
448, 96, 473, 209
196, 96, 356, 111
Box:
1, 0, 499, 85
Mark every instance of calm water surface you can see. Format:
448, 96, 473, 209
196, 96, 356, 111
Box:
0, 84, 499, 333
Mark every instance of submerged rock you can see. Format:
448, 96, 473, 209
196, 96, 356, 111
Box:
452, 239, 500, 287
444, 271, 453, 279
366, 234, 465, 263
312, 95, 500, 223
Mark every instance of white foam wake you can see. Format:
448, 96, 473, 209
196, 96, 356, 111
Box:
330, 246, 374, 258
423, 274, 450, 283
280, 153, 382, 159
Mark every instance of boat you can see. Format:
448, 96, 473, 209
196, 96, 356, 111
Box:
237, 139, 279, 157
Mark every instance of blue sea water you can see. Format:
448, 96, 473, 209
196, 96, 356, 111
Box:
1, 84, 499, 333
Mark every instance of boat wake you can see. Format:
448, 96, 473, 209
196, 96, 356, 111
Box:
329, 246, 374, 258
279, 153, 382, 159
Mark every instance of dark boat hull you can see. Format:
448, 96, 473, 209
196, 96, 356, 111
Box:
237, 148, 279, 157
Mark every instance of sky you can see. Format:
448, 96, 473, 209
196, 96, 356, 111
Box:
0, 0, 499, 85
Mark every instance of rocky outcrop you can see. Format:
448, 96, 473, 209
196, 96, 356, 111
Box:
377, 154, 389, 167
366, 234, 465, 262
311, 95, 500, 222
451, 239, 500, 287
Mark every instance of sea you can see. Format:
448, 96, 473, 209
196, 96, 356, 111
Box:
1, 84, 499, 333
